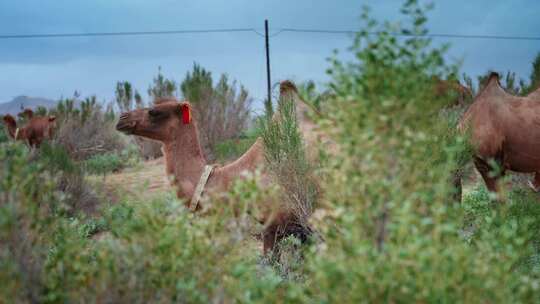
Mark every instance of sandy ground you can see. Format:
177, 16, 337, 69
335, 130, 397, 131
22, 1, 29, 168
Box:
94, 157, 173, 202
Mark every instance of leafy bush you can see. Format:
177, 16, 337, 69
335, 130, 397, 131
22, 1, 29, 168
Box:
213, 127, 260, 162
0, 123, 8, 143
262, 93, 318, 230
300, 1, 540, 302
84, 146, 140, 176
180, 63, 253, 161
52, 95, 127, 160
37, 142, 101, 215
0, 142, 67, 303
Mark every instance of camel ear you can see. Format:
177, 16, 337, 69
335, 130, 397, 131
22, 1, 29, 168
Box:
179, 103, 192, 124
48, 116, 56, 122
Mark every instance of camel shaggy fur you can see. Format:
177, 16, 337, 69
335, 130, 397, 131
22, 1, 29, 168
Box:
3, 109, 56, 148
458, 72, 540, 193
116, 88, 317, 253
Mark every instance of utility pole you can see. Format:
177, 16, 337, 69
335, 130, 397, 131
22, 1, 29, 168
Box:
264, 19, 273, 115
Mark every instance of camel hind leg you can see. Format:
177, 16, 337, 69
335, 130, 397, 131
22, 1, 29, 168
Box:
474, 156, 504, 193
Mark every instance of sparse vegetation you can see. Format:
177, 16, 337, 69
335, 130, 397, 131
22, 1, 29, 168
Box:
180, 63, 254, 161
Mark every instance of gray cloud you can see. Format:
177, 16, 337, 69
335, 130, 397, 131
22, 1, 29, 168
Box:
0, 0, 538, 103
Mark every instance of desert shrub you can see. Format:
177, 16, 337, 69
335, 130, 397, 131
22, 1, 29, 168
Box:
84, 146, 140, 176
0, 142, 69, 303
0, 123, 8, 143
37, 143, 101, 215
214, 127, 260, 162
84, 152, 122, 175
261, 94, 319, 231
0, 171, 291, 303
52, 96, 127, 160
180, 63, 253, 161
298, 1, 540, 302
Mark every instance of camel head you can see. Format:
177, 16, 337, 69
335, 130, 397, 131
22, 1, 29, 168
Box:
2, 114, 17, 139
18, 108, 34, 119
116, 100, 193, 142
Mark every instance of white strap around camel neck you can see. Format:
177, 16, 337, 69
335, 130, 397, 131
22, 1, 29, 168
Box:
189, 165, 215, 211
14, 128, 20, 140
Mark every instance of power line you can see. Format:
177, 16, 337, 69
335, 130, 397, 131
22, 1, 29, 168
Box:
278, 28, 540, 41
0, 27, 538, 42
0, 28, 258, 39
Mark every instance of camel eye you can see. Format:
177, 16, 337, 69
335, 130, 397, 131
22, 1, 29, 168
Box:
148, 109, 169, 122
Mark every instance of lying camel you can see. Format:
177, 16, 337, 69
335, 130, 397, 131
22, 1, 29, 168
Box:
458, 72, 540, 193
116, 86, 317, 253
2, 109, 56, 148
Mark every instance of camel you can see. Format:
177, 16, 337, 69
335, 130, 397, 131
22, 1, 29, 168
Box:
116, 86, 318, 253
434, 77, 473, 107
2, 109, 56, 148
458, 72, 540, 194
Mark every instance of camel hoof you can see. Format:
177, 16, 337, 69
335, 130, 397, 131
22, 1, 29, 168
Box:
527, 180, 540, 193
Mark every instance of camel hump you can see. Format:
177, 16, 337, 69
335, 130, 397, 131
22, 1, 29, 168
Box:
488, 72, 500, 84
476, 72, 508, 100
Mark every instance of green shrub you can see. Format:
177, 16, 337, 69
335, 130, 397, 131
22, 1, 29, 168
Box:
214, 129, 259, 162
261, 91, 319, 228
297, 1, 540, 302
84, 145, 140, 176
0, 123, 8, 144
84, 152, 123, 175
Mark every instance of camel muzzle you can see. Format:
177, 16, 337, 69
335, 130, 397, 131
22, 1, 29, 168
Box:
115, 119, 136, 134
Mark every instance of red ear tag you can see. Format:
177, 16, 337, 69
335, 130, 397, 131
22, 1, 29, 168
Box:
181, 104, 192, 124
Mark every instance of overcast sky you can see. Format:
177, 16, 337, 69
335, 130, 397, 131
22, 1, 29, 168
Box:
0, 0, 539, 109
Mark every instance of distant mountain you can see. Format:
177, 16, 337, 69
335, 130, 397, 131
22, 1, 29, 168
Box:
0, 96, 58, 115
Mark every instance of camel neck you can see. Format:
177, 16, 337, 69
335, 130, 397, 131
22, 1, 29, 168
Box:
162, 122, 207, 199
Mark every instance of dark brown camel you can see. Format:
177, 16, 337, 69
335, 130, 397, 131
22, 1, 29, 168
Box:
458, 72, 540, 193
3, 109, 56, 148
116, 97, 313, 253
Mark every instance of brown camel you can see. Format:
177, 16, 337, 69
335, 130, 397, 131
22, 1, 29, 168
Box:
116, 92, 315, 253
434, 77, 473, 107
458, 72, 540, 193
2, 109, 56, 148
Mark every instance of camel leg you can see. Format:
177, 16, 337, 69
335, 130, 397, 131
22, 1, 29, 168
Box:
451, 169, 463, 203
262, 224, 279, 258
474, 156, 504, 193
528, 173, 540, 192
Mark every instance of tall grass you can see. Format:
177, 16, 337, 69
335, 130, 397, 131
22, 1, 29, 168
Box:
261, 91, 318, 233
